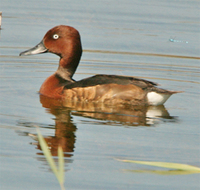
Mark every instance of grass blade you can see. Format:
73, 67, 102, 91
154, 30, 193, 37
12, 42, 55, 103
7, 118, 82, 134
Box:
36, 128, 59, 179
58, 146, 64, 185
36, 127, 65, 190
117, 159, 200, 172
123, 169, 200, 175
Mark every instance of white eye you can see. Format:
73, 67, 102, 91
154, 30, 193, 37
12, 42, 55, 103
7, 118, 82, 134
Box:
53, 34, 59, 39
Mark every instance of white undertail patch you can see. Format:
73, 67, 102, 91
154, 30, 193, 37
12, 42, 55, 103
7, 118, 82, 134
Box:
147, 92, 171, 106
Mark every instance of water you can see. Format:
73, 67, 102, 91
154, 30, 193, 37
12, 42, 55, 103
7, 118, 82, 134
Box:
0, 0, 200, 189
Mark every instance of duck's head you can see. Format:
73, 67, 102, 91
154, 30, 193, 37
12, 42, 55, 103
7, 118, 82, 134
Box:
19, 25, 82, 59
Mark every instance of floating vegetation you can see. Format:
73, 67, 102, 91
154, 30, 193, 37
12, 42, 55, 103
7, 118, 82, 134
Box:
36, 127, 65, 190
116, 159, 200, 175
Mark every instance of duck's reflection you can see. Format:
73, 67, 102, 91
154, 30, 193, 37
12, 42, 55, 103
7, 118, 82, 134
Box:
19, 95, 176, 158
34, 96, 77, 157
35, 95, 176, 157
36, 108, 76, 157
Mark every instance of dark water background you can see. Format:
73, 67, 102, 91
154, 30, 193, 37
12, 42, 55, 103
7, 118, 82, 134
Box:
0, 0, 200, 189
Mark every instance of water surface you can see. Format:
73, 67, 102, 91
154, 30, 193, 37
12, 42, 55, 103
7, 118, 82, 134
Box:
0, 0, 200, 189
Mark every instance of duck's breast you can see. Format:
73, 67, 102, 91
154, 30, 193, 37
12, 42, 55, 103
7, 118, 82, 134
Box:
39, 74, 64, 98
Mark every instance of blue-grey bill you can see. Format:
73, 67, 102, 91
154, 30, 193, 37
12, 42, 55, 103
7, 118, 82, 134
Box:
19, 40, 48, 56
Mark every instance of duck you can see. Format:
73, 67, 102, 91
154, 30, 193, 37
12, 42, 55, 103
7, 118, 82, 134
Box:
19, 25, 180, 106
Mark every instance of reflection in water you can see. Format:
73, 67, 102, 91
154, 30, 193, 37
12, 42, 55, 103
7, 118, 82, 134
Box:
19, 95, 177, 160
40, 94, 176, 128
36, 108, 76, 157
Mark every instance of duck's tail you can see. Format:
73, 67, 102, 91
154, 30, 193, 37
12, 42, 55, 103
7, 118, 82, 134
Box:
147, 90, 183, 106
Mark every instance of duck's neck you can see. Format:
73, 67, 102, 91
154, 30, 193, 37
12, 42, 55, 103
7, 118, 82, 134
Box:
56, 43, 82, 82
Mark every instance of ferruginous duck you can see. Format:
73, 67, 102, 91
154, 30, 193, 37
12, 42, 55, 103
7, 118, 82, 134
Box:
19, 25, 181, 106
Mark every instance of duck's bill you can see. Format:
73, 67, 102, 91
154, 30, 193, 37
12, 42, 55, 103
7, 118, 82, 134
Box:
19, 40, 48, 56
